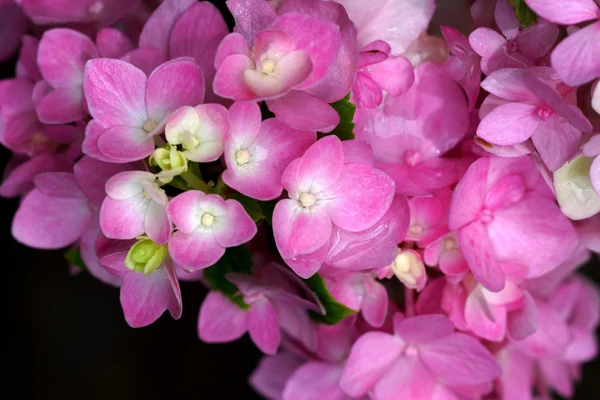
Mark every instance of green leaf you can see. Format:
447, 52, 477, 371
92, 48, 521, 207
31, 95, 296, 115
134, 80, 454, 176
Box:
303, 273, 357, 325
64, 248, 87, 271
203, 245, 253, 309
227, 192, 265, 222
509, 0, 537, 27
319, 93, 356, 141
258, 200, 277, 225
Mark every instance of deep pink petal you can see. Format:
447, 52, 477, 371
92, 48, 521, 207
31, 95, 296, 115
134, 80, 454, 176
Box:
138, 0, 197, 53
35, 87, 85, 124
495, 0, 520, 39
289, 207, 332, 255
248, 298, 281, 355
507, 291, 538, 340
74, 156, 137, 207
214, 33, 252, 69
96, 27, 134, 58
550, 22, 600, 86
198, 291, 248, 342
477, 103, 540, 145
227, 0, 277, 42
120, 48, 168, 76
266, 91, 340, 132
517, 21, 559, 59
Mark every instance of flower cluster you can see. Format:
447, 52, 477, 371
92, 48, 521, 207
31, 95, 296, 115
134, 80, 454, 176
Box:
2, 0, 600, 399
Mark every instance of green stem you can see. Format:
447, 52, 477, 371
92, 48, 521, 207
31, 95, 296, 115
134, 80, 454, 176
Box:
180, 170, 209, 192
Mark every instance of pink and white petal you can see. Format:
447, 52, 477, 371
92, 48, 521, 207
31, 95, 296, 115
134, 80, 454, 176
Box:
550, 22, 600, 86
12, 189, 91, 249
97, 125, 155, 163
144, 201, 171, 245
321, 163, 395, 232
244, 50, 313, 98
213, 54, 258, 100
373, 357, 437, 400
214, 33, 252, 69
104, 171, 153, 200
228, 101, 262, 146
365, 56, 415, 97
213, 199, 257, 247
96, 27, 134, 59
120, 48, 168, 76
266, 91, 340, 133
468, 28, 506, 59
138, 0, 197, 52
395, 314, 455, 344
83, 58, 148, 127
477, 103, 540, 145
250, 353, 304, 400
38, 28, 99, 88
289, 207, 333, 255
168, 230, 225, 271
296, 135, 344, 193
465, 288, 507, 342
227, 0, 277, 42
255, 118, 317, 171
198, 290, 248, 342
531, 118, 581, 171
339, 332, 405, 397
517, 21, 559, 59
248, 298, 281, 355
35, 87, 85, 124
99, 196, 147, 240
145, 58, 205, 123
420, 333, 502, 385
167, 190, 204, 233
283, 362, 347, 400
524, 0, 600, 25
362, 279, 388, 328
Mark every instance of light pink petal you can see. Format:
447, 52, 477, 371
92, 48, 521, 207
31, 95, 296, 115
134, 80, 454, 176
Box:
79, 215, 122, 287
459, 222, 506, 292
83, 58, 148, 127
36, 87, 85, 124
395, 314, 455, 344
266, 91, 340, 132
362, 278, 388, 328
82, 120, 116, 162
227, 0, 277, 42
531, 118, 581, 171
104, 171, 153, 200
228, 101, 262, 145
99, 196, 147, 240
97, 125, 154, 163
524, 0, 600, 25
145, 58, 205, 123
198, 291, 248, 342
465, 287, 507, 342
250, 353, 304, 400
449, 157, 489, 230
495, 0, 520, 39
289, 207, 332, 255
96, 28, 134, 58
539, 358, 574, 398
353, 73, 383, 108
169, 230, 224, 271
283, 362, 346, 400
169, 2, 229, 80
248, 298, 281, 355
365, 56, 415, 97
244, 50, 313, 98
214, 33, 252, 69
223, 164, 283, 201
322, 163, 395, 232
38, 28, 99, 88
120, 48, 168, 76
167, 190, 204, 233
550, 22, 600, 86
507, 291, 538, 340
296, 135, 344, 193
144, 200, 171, 245
340, 332, 405, 397
468, 28, 506, 59
477, 103, 540, 145
373, 357, 436, 400
213, 199, 257, 248
517, 21, 559, 59
517, 301, 570, 358
480, 68, 542, 102
420, 333, 502, 385
138, 0, 197, 52
213, 54, 257, 100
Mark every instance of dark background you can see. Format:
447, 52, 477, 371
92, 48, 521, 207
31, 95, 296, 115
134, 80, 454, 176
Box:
1, 1, 599, 399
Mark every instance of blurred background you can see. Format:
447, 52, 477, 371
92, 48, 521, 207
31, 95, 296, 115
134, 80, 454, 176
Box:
1, 0, 599, 399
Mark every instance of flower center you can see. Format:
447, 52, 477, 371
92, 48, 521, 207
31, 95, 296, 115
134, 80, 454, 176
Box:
262, 59, 276, 75
536, 106, 553, 120
409, 224, 423, 236
299, 192, 317, 208
143, 119, 158, 133
404, 150, 422, 167
443, 237, 458, 251
236, 149, 252, 165
201, 213, 215, 227
507, 40, 518, 52
181, 130, 199, 150
479, 208, 494, 223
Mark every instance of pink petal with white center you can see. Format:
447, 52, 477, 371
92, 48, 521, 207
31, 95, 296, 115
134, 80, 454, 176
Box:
97, 125, 155, 163
531, 117, 581, 171
488, 195, 578, 278
99, 195, 147, 240
169, 2, 229, 81
167, 190, 212, 233
120, 48, 168, 76
334, 0, 435, 55
550, 22, 600, 86
465, 287, 507, 341
38, 28, 99, 88
169, 230, 224, 271
524, 0, 600, 25
459, 222, 506, 292
365, 56, 414, 97
477, 103, 540, 145
138, 0, 197, 52
322, 163, 395, 232
267, 90, 340, 132
295, 135, 344, 193
253, 29, 297, 61
183, 103, 229, 162
212, 199, 257, 248
104, 171, 153, 200
214, 33, 252, 69
213, 54, 258, 100
244, 50, 313, 98
248, 298, 281, 355
12, 187, 91, 249
517, 20, 559, 59
250, 353, 304, 400
120, 261, 182, 328
283, 362, 347, 400
507, 291, 538, 340
468, 28, 506, 59
395, 314, 455, 344
419, 333, 502, 385
36, 86, 85, 124
95, 28, 133, 59
83, 59, 148, 127
198, 291, 248, 342
495, 0, 520, 39
145, 58, 205, 123
340, 332, 405, 397
227, 0, 277, 42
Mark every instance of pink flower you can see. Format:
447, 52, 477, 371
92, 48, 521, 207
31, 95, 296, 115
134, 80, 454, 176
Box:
82, 57, 205, 162
17, 0, 138, 27
525, 0, 600, 86
100, 171, 172, 245
0, 153, 71, 198
95, 27, 134, 59
0, 0, 27, 62
449, 155, 579, 292
198, 263, 317, 354
351, 40, 414, 108
424, 232, 469, 283
477, 68, 592, 171
222, 101, 316, 200
340, 314, 501, 399
469, 0, 558, 74
167, 190, 257, 271
213, 0, 357, 132
273, 136, 395, 278
406, 189, 451, 247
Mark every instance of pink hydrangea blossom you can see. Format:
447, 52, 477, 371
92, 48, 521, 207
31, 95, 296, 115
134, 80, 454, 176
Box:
222, 101, 316, 200
82, 57, 205, 162
167, 190, 257, 271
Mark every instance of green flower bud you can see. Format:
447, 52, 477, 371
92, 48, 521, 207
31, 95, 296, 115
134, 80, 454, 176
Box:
125, 237, 168, 276
150, 145, 188, 184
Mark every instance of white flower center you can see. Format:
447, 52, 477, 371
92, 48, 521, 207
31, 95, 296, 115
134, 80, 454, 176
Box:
201, 213, 215, 227
299, 192, 317, 208
236, 149, 252, 165
143, 119, 158, 133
